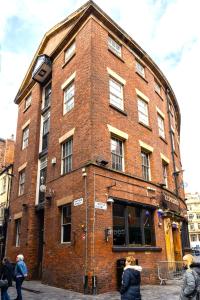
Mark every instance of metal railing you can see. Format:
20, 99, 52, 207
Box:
157, 261, 185, 285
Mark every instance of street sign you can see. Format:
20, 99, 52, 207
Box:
74, 198, 83, 206
95, 201, 107, 210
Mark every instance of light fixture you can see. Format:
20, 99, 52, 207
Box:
96, 157, 109, 166
107, 197, 114, 204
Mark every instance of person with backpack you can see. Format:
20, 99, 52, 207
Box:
0, 257, 13, 300
120, 256, 142, 300
14, 254, 28, 300
180, 254, 200, 300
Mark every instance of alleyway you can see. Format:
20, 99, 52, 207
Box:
7, 280, 181, 300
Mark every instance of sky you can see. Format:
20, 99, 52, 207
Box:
0, 0, 200, 193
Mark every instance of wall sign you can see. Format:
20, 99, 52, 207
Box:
95, 201, 107, 210
74, 198, 83, 206
161, 193, 180, 212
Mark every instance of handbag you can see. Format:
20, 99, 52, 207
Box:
0, 279, 8, 288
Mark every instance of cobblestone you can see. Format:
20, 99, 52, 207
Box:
6, 280, 181, 300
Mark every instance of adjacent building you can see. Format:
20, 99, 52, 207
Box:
186, 193, 200, 249
6, 1, 189, 293
0, 137, 15, 258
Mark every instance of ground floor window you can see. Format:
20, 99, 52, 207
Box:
15, 218, 21, 247
61, 204, 71, 243
113, 202, 155, 247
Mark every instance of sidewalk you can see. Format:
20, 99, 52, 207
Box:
7, 280, 181, 299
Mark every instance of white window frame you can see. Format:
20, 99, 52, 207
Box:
111, 137, 124, 172
155, 81, 161, 95
162, 162, 168, 188
109, 78, 124, 110
171, 130, 175, 151
108, 36, 122, 57
158, 114, 165, 139
25, 94, 31, 110
15, 219, 21, 247
18, 170, 25, 196
136, 61, 145, 78
141, 151, 151, 181
61, 204, 71, 243
64, 42, 76, 63
61, 138, 73, 175
42, 81, 51, 109
22, 126, 29, 149
63, 81, 75, 114
137, 97, 149, 126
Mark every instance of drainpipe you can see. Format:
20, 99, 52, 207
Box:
82, 168, 88, 294
92, 171, 97, 295
166, 89, 179, 197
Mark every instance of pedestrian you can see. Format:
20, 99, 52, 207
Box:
120, 256, 142, 300
14, 254, 28, 300
180, 254, 200, 300
0, 257, 13, 300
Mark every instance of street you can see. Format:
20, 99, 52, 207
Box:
7, 280, 181, 300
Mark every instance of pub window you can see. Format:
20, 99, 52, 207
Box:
61, 138, 73, 174
64, 42, 75, 63
113, 202, 155, 247
141, 151, 150, 181
108, 36, 122, 57
41, 111, 50, 151
24, 94, 31, 110
111, 137, 124, 171
22, 126, 29, 150
61, 204, 71, 243
162, 162, 168, 188
43, 82, 51, 109
63, 81, 75, 114
15, 219, 21, 247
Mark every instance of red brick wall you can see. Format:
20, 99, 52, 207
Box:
6, 15, 186, 294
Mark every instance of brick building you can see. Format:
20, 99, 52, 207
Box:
6, 1, 190, 293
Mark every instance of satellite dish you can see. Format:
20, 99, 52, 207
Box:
40, 185, 46, 192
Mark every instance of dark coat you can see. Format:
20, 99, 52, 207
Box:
180, 263, 200, 300
120, 266, 142, 300
0, 261, 13, 287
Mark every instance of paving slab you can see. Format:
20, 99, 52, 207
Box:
7, 280, 181, 299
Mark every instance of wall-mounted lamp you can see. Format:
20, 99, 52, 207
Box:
107, 197, 114, 204
96, 157, 109, 167
45, 188, 55, 204
105, 227, 112, 242
157, 208, 164, 226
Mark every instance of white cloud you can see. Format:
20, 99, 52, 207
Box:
0, 0, 200, 192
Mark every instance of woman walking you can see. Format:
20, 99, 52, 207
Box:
180, 254, 200, 300
0, 257, 13, 300
14, 254, 28, 300
120, 256, 142, 300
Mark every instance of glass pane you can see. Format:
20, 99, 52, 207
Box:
113, 204, 125, 245
128, 206, 142, 245
62, 224, 71, 242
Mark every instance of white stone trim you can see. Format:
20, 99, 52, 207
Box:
18, 162, 27, 172
156, 107, 165, 119
21, 119, 30, 130
139, 140, 153, 152
160, 153, 170, 164
61, 71, 76, 90
107, 124, 128, 140
57, 195, 73, 206
59, 128, 75, 144
14, 212, 23, 220
135, 88, 149, 103
107, 68, 126, 85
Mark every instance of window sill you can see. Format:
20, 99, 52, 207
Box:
108, 48, 125, 63
138, 121, 152, 131
159, 136, 168, 144
112, 246, 162, 252
23, 105, 31, 113
41, 105, 51, 115
109, 104, 127, 116
136, 71, 148, 83
62, 53, 76, 69
155, 90, 164, 101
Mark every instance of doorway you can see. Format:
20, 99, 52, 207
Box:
172, 226, 182, 262
37, 210, 44, 279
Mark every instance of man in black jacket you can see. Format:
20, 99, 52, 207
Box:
0, 257, 13, 300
